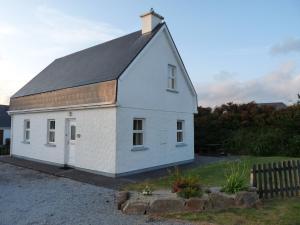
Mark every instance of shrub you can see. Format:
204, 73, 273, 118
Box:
286, 135, 300, 157
223, 162, 248, 194
168, 167, 202, 198
177, 186, 203, 199
141, 184, 153, 196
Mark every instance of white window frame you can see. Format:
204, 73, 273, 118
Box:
47, 119, 56, 144
168, 64, 177, 90
24, 120, 30, 143
133, 118, 145, 147
176, 120, 184, 143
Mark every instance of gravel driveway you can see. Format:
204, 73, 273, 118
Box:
0, 162, 195, 225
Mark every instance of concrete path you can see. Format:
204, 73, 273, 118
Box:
0, 162, 197, 225
0, 155, 237, 189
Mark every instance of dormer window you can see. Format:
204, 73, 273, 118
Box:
168, 64, 176, 90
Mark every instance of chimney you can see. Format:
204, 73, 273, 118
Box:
140, 8, 164, 34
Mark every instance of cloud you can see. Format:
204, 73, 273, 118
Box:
196, 61, 300, 107
0, 5, 124, 105
270, 37, 300, 55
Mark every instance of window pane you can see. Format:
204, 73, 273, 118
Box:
70, 125, 76, 140
177, 121, 182, 130
49, 120, 55, 129
177, 132, 183, 142
26, 121, 30, 129
25, 131, 30, 140
133, 119, 143, 130
49, 131, 55, 143
133, 133, 143, 146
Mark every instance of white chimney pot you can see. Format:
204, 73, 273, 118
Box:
140, 9, 164, 34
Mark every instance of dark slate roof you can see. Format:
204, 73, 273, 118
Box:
0, 105, 10, 127
13, 23, 164, 98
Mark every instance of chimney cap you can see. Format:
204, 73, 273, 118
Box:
140, 8, 164, 20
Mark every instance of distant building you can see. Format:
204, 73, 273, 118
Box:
257, 102, 287, 110
0, 105, 11, 145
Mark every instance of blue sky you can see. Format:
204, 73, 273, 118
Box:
0, 0, 299, 106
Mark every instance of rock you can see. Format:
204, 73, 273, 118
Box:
122, 201, 149, 215
115, 191, 129, 210
149, 198, 185, 214
185, 196, 211, 212
235, 191, 260, 208
208, 186, 222, 193
209, 192, 235, 210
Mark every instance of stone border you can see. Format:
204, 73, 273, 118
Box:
116, 188, 261, 215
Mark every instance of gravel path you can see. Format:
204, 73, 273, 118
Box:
0, 162, 196, 225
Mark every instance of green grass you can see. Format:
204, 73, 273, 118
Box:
125, 156, 300, 224
125, 156, 298, 191
169, 197, 300, 225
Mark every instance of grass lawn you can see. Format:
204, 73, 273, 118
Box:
125, 156, 300, 225
125, 156, 299, 191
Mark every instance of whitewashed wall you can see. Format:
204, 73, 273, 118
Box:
11, 107, 117, 174
116, 26, 197, 174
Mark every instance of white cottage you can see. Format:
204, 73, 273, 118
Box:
9, 10, 198, 177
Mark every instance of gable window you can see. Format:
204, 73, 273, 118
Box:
176, 120, 184, 143
24, 120, 30, 142
133, 119, 144, 146
168, 64, 176, 90
47, 119, 56, 144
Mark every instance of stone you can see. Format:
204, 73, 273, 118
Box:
209, 192, 235, 210
115, 191, 129, 210
149, 198, 185, 214
247, 186, 258, 192
208, 186, 222, 193
185, 196, 211, 212
235, 191, 260, 208
122, 201, 149, 215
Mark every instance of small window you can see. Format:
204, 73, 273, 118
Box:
70, 125, 76, 141
168, 64, 176, 90
133, 119, 144, 146
24, 120, 30, 142
177, 120, 184, 143
47, 119, 55, 144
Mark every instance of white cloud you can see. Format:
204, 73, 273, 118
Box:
271, 37, 300, 55
0, 5, 124, 105
196, 61, 300, 107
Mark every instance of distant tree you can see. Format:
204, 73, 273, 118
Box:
297, 93, 300, 105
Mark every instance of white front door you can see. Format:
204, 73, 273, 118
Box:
66, 119, 76, 166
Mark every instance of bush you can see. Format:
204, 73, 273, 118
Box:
0, 146, 10, 155
286, 135, 300, 157
168, 167, 202, 198
223, 162, 248, 194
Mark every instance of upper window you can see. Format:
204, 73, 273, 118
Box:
177, 120, 184, 143
24, 120, 30, 142
47, 119, 56, 144
168, 64, 176, 90
133, 119, 144, 147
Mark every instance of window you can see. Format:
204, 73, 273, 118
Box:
24, 120, 30, 142
133, 119, 144, 146
168, 64, 176, 90
177, 120, 184, 143
70, 125, 76, 141
47, 119, 55, 144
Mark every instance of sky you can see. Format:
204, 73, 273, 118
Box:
0, 0, 299, 107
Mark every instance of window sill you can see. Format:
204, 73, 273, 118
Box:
22, 141, 30, 144
166, 88, 179, 93
45, 143, 56, 147
176, 143, 187, 147
131, 146, 149, 152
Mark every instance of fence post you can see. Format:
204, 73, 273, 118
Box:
273, 162, 279, 197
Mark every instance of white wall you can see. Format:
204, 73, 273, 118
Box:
116, 25, 197, 174
11, 107, 117, 174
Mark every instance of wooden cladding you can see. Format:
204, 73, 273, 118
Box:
251, 160, 300, 199
10, 80, 117, 111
